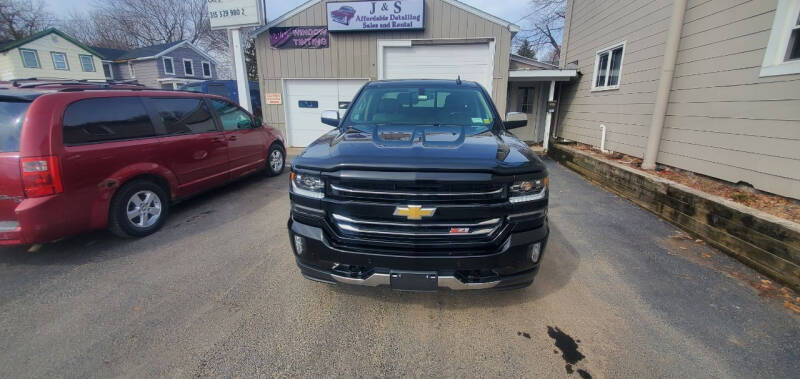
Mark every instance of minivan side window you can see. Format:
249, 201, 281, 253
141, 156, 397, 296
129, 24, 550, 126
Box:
63, 97, 155, 145
210, 99, 253, 130
151, 98, 217, 135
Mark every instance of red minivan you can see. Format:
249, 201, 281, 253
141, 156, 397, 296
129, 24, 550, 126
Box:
0, 82, 285, 245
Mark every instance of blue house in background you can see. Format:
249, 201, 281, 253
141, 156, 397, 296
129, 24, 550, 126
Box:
92, 41, 218, 89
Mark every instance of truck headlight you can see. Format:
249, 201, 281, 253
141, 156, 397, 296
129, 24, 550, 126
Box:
291, 172, 325, 199
509, 178, 548, 203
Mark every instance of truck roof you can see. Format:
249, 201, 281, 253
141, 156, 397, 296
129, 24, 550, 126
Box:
368, 79, 481, 88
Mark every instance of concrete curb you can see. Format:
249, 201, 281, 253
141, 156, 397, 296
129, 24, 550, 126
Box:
549, 143, 800, 291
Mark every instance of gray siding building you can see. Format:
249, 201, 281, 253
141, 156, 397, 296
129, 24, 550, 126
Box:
557, 0, 800, 199
93, 41, 218, 89
252, 0, 576, 148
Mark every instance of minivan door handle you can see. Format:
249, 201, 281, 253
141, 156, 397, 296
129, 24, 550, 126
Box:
228, 135, 238, 141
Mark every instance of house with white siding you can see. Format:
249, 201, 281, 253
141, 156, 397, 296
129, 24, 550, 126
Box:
92, 41, 219, 89
555, 0, 800, 199
0, 28, 105, 81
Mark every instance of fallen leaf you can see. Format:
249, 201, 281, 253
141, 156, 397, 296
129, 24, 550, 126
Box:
695, 239, 703, 243
761, 279, 772, 285
679, 247, 688, 250
701, 253, 711, 259
783, 301, 800, 314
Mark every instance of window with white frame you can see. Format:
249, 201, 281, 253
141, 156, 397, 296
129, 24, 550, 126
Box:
183, 59, 194, 76
102, 62, 112, 79
79, 54, 95, 72
128, 61, 135, 78
761, 0, 800, 76
51, 52, 69, 70
592, 42, 625, 91
19, 48, 40, 68
163, 57, 175, 75
202, 61, 212, 77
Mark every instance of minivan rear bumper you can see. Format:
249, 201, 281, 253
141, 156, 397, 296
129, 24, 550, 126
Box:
0, 196, 66, 245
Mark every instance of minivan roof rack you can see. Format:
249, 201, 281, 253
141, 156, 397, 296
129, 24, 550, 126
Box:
8, 78, 147, 89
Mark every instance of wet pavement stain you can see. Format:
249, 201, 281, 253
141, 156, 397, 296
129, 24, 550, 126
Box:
547, 326, 591, 378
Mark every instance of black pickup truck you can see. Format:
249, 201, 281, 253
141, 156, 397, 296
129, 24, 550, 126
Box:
288, 79, 549, 291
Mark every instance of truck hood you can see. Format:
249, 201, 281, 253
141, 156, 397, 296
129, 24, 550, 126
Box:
293, 125, 546, 175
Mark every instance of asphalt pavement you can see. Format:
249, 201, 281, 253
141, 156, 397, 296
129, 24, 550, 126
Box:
0, 157, 797, 378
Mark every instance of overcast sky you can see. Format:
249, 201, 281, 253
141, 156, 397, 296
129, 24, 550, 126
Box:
45, 0, 534, 29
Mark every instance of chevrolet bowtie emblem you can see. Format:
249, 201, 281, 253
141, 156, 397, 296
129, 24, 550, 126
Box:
394, 205, 436, 220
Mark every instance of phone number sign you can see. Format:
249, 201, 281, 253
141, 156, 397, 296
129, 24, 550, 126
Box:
208, 0, 264, 29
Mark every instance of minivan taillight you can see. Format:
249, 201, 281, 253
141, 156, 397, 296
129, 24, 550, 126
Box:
21, 156, 63, 197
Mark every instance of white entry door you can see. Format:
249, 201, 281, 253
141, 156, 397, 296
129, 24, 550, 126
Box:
284, 79, 367, 147
381, 42, 493, 93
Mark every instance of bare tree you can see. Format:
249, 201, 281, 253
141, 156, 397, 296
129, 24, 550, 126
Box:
58, 0, 257, 80
0, 0, 55, 40
514, 0, 565, 64
60, 11, 139, 49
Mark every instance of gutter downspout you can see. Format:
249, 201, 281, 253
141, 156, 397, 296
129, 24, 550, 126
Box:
641, 0, 688, 170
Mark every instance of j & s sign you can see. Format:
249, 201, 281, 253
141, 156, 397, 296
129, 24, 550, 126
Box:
326, 0, 424, 32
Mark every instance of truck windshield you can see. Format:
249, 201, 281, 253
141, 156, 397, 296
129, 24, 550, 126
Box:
0, 100, 31, 153
343, 85, 495, 134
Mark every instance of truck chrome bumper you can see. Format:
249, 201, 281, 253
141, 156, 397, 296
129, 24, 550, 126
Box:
329, 271, 500, 290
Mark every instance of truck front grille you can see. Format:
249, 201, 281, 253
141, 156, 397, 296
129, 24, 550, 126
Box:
328, 181, 506, 203
332, 214, 502, 239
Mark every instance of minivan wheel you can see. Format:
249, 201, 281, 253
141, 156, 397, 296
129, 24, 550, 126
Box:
266, 144, 285, 176
109, 180, 170, 238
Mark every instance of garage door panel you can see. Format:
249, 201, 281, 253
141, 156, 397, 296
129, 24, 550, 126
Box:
285, 79, 367, 147
383, 43, 492, 91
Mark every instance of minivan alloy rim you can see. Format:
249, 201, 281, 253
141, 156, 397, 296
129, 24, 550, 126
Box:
270, 150, 283, 172
126, 190, 162, 228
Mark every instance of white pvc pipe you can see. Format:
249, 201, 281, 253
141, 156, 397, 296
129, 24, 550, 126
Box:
599, 124, 608, 153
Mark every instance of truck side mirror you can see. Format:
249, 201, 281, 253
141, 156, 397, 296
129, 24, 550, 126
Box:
321, 110, 340, 127
503, 112, 528, 129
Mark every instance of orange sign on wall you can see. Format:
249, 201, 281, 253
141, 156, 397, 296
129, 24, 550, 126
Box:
266, 93, 282, 105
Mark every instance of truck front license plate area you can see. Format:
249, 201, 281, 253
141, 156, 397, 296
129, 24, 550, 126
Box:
390, 271, 438, 291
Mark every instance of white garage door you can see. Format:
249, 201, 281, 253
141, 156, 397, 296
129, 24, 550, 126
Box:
382, 43, 493, 92
285, 79, 367, 147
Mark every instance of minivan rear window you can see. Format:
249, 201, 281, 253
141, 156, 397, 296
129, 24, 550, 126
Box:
63, 97, 155, 145
0, 100, 30, 152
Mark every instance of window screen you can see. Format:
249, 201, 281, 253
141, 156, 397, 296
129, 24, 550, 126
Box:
20, 49, 40, 68
164, 58, 174, 74
79, 55, 95, 72
51, 52, 68, 70
63, 97, 155, 145
152, 98, 217, 135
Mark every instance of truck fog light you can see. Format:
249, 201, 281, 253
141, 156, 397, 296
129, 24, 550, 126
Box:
530, 242, 542, 263
294, 235, 305, 255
